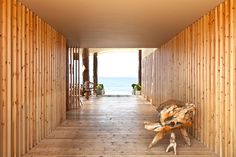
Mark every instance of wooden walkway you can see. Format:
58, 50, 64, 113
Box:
23, 96, 218, 157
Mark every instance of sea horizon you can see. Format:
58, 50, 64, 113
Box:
97, 77, 138, 95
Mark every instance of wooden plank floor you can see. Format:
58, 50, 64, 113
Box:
23, 96, 218, 157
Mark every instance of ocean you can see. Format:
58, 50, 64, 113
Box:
98, 77, 138, 95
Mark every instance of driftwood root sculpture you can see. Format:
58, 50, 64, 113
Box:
144, 101, 196, 148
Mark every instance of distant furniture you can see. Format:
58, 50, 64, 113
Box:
83, 81, 94, 100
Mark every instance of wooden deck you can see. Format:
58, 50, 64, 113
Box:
23, 96, 218, 157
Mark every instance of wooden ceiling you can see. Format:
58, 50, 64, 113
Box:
20, 0, 223, 48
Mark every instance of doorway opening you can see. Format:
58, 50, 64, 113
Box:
68, 48, 145, 109
96, 49, 138, 95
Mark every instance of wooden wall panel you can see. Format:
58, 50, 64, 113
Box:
142, 0, 236, 156
0, 1, 67, 157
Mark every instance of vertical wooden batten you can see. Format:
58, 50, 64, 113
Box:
11, 0, 17, 156
6, 0, 12, 156
230, 0, 236, 156
0, 0, 5, 156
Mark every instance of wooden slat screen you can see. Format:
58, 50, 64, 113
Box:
67, 47, 81, 110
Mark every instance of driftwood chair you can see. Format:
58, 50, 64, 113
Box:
144, 100, 196, 148
82, 81, 95, 100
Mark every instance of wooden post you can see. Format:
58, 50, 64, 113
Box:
138, 49, 142, 85
93, 52, 98, 86
69, 48, 72, 109
66, 45, 69, 111
82, 48, 89, 83
74, 47, 77, 108
72, 48, 75, 109
77, 48, 80, 108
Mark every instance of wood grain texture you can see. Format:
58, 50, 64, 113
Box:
142, 0, 235, 156
0, 1, 67, 156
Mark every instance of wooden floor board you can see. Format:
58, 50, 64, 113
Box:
23, 96, 218, 157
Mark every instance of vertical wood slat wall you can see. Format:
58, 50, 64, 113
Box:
142, 52, 154, 102
0, 0, 67, 157
67, 47, 80, 110
142, 0, 236, 157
